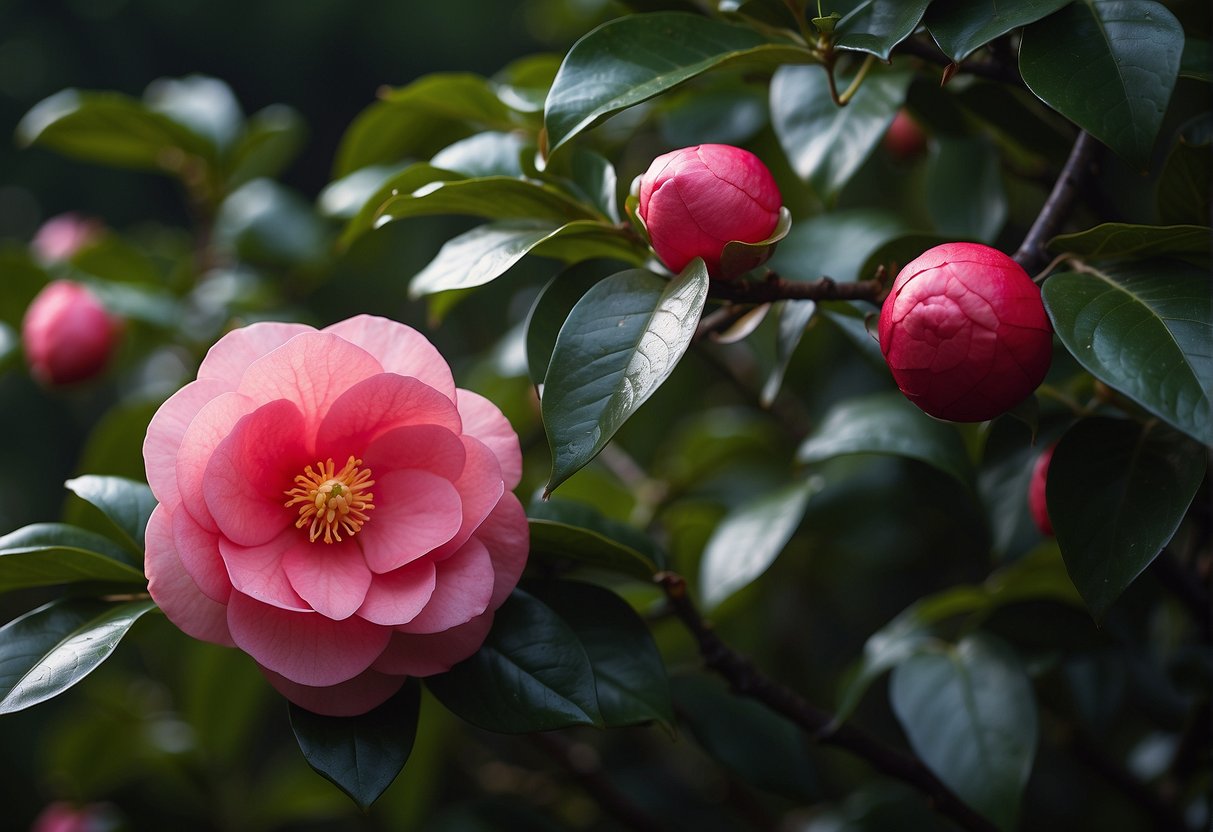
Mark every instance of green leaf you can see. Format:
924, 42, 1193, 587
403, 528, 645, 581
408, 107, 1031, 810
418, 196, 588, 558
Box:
528, 498, 662, 579
767, 209, 910, 283
890, 634, 1037, 830
289, 680, 421, 809
213, 179, 330, 267
529, 580, 673, 727
1048, 223, 1210, 262
0, 245, 49, 327
426, 590, 603, 732
226, 104, 306, 189
1019, 0, 1184, 169
770, 64, 912, 201
796, 391, 973, 485
719, 205, 791, 279
431, 132, 527, 179
144, 75, 243, 155
1180, 38, 1211, 82
0, 523, 145, 594
1157, 141, 1211, 226
926, 0, 1072, 62
525, 261, 613, 386
833, 0, 931, 60
543, 262, 710, 494
1049, 417, 1206, 618
1042, 260, 1212, 445
762, 299, 817, 406
699, 479, 817, 610
0, 598, 155, 713
544, 12, 813, 154
64, 476, 156, 554
374, 176, 599, 229
925, 136, 1007, 243
318, 163, 409, 221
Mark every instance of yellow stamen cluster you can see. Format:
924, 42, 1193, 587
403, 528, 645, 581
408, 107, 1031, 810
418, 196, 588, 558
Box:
284, 456, 375, 544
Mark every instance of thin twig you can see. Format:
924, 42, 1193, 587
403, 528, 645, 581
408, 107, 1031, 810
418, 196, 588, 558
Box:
1013, 130, 1100, 276
892, 37, 1022, 86
532, 732, 667, 832
709, 274, 883, 305
657, 572, 1000, 832
1068, 728, 1193, 832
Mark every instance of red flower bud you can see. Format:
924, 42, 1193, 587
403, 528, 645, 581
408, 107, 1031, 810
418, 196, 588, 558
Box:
1028, 444, 1055, 536
31, 213, 103, 263
883, 109, 927, 161
637, 144, 781, 278
22, 280, 121, 386
878, 242, 1052, 422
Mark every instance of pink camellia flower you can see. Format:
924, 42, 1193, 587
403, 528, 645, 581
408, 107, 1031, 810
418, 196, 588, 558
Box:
143, 315, 528, 716
637, 144, 782, 278
31, 213, 103, 263
1028, 445, 1055, 536
878, 242, 1052, 422
22, 280, 121, 386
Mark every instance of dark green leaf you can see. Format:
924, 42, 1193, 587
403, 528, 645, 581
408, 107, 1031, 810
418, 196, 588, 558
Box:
226, 104, 306, 189
0, 245, 49, 327
1180, 38, 1211, 82
796, 391, 973, 485
699, 479, 817, 610
926, 0, 1072, 62
375, 176, 599, 229
525, 261, 614, 386
1042, 261, 1212, 445
144, 75, 243, 155
1020, 0, 1184, 169
657, 83, 768, 148
0, 523, 145, 594
1049, 417, 1206, 618
426, 590, 603, 731
1157, 142, 1211, 226
430, 132, 527, 179
762, 299, 816, 406
0, 598, 155, 713
290, 680, 421, 809
770, 64, 912, 201
318, 163, 409, 220
543, 262, 709, 494
64, 476, 156, 553
1048, 223, 1210, 262
833, 0, 931, 60
528, 497, 662, 579
213, 179, 330, 267
544, 12, 813, 154
890, 634, 1038, 830
767, 209, 910, 283
925, 136, 1007, 243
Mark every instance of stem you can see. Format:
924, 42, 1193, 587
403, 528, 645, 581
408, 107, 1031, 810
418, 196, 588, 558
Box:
837, 55, 876, 105
532, 732, 667, 832
658, 572, 1000, 832
1067, 728, 1194, 832
1014, 131, 1100, 276
709, 273, 883, 305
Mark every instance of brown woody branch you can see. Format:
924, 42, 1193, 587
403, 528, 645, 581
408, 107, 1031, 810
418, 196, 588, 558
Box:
708, 274, 883, 305
1013, 130, 1100, 275
532, 732, 667, 832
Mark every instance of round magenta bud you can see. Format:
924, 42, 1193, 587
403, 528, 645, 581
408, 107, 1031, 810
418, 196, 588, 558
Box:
22, 280, 121, 385
878, 242, 1052, 422
637, 144, 781, 278
1028, 445, 1055, 536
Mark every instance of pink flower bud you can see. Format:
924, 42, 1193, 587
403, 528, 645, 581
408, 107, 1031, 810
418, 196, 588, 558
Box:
1028, 444, 1055, 536
878, 242, 1052, 422
21, 280, 121, 386
883, 109, 927, 161
30, 801, 107, 832
31, 213, 103, 263
637, 144, 781, 278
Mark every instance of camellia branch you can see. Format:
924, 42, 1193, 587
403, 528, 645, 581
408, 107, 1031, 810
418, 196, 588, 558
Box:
657, 572, 1000, 832
532, 732, 667, 832
708, 273, 883, 305
1013, 130, 1100, 275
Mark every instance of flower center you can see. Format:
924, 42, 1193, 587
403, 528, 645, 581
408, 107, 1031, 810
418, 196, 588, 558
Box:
284, 456, 375, 544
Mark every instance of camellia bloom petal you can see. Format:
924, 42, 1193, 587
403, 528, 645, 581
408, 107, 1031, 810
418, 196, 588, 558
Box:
21, 280, 121, 386
636, 143, 781, 278
143, 315, 528, 715
878, 242, 1053, 422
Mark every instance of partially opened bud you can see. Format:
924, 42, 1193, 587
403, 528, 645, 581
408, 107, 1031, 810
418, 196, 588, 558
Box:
1028, 444, 1055, 536
637, 144, 782, 278
22, 280, 121, 386
878, 242, 1052, 422
31, 213, 103, 263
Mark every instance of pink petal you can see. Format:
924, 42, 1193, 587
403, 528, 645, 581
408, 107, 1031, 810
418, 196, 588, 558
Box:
143, 378, 229, 508
324, 315, 456, 401
456, 389, 522, 489
373, 611, 494, 676
226, 592, 390, 686
473, 491, 529, 609
314, 373, 462, 461
282, 537, 374, 620
396, 537, 495, 634
426, 436, 504, 561
219, 530, 310, 611
197, 321, 314, 385
356, 559, 437, 625
362, 423, 466, 483
203, 399, 310, 547
172, 504, 232, 603
175, 391, 256, 532
236, 332, 384, 435
260, 664, 406, 717
356, 469, 463, 573
145, 505, 234, 647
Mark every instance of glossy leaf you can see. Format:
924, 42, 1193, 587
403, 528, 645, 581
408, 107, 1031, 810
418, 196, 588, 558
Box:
762, 299, 816, 406
796, 391, 973, 486
64, 475, 156, 553
1049, 417, 1206, 618
1042, 261, 1212, 445
0, 598, 156, 713
225, 104, 306, 188
144, 75, 243, 155
524, 262, 613, 386
430, 132, 527, 179
0, 523, 145, 594
699, 479, 817, 610
925, 136, 1007, 243
544, 12, 813, 154
213, 179, 330, 267
833, 0, 931, 60
528, 498, 661, 579
543, 262, 709, 494
770, 64, 912, 201
374, 176, 599, 230
1049, 223, 1210, 262
290, 680, 421, 809
926, 0, 1071, 62
426, 590, 603, 732
529, 580, 673, 727
1020, 0, 1184, 169
767, 209, 909, 283
890, 633, 1038, 830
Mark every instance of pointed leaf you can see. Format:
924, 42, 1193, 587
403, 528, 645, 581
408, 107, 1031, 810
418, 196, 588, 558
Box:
762, 299, 817, 406
925, 136, 1007, 243
289, 680, 421, 809
64, 476, 156, 553
926, 0, 1072, 62
528, 498, 662, 579
1042, 261, 1212, 445
833, 0, 931, 60
0, 523, 145, 594
525, 262, 614, 386
374, 176, 599, 229
0, 598, 155, 713
543, 262, 710, 493
1048, 222, 1210, 262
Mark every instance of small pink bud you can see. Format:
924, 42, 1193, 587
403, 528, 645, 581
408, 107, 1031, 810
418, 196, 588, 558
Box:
1028, 444, 1055, 536
29, 801, 107, 832
21, 280, 121, 386
878, 242, 1052, 422
31, 213, 103, 263
883, 109, 927, 161
637, 144, 782, 278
